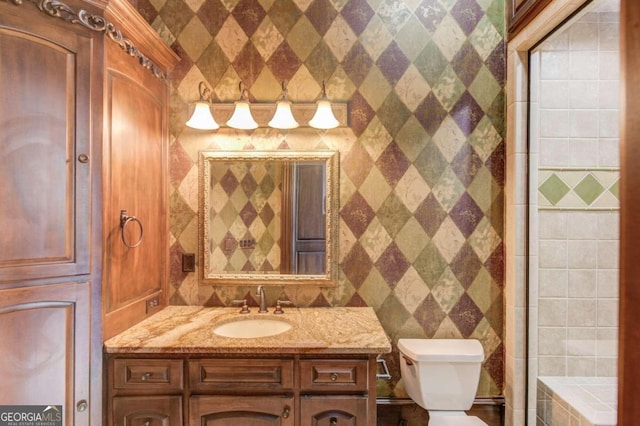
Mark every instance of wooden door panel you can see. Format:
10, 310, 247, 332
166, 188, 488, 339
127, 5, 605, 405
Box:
0, 17, 92, 283
189, 396, 294, 426
0, 281, 90, 425
112, 396, 182, 426
301, 396, 368, 426
105, 71, 164, 308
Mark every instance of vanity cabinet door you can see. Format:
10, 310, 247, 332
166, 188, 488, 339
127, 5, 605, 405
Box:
0, 2, 93, 284
112, 395, 182, 426
189, 395, 294, 425
300, 395, 369, 425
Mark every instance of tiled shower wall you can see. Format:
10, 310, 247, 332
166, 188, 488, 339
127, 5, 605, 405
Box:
531, 2, 619, 379
134, 0, 506, 396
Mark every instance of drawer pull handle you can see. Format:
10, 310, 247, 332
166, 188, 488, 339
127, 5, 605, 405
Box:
76, 400, 88, 412
282, 406, 290, 419
330, 373, 339, 381
143, 421, 150, 426
141, 372, 153, 381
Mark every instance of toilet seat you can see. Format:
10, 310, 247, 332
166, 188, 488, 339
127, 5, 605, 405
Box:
429, 415, 488, 426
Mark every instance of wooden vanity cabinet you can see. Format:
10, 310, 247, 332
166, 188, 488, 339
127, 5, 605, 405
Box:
107, 355, 377, 426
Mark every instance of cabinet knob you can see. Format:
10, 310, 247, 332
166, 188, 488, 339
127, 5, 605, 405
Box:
281, 406, 290, 419
330, 417, 338, 425
78, 154, 89, 163
330, 373, 339, 381
76, 400, 88, 412
141, 372, 153, 381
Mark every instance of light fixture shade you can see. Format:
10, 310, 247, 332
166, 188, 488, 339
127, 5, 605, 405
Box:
186, 101, 219, 130
309, 99, 340, 129
226, 101, 258, 130
268, 100, 299, 129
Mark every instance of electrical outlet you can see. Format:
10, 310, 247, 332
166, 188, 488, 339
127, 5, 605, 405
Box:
182, 253, 196, 272
146, 296, 160, 313
239, 238, 256, 248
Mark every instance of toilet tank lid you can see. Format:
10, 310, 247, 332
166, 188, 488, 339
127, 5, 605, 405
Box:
398, 339, 485, 362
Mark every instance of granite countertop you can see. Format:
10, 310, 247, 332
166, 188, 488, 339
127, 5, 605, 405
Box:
104, 306, 391, 355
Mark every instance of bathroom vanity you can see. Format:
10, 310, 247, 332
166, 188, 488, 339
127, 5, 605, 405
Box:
104, 306, 390, 426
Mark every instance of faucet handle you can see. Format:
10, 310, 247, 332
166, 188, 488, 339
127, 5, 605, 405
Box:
230, 299, 250, 314
273, 300, 294, 315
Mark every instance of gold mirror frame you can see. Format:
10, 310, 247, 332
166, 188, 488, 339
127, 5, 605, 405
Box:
199, 150, 339, 286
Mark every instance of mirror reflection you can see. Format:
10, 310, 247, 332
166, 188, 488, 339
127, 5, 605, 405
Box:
199, 151, 338, 285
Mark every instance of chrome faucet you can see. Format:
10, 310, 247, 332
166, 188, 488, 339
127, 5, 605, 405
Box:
257, 285, 268, 313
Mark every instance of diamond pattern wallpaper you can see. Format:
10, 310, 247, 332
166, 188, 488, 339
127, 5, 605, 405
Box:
133, 0, 506, 397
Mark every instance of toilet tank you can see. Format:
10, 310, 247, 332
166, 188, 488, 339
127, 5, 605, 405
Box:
398, 339, 485, 411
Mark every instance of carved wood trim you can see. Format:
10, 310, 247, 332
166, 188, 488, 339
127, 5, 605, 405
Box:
2, 0, 167, 79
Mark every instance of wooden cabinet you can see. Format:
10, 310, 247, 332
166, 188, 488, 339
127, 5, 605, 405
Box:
507, 0, 553, 38
107, 355, 377, 426
0, 0, 178, 424
0, 2, 101, 424
301, 396, 368, 425
190, 396, 295, 425
101, 0, 176, 339
113, 396, 182, 426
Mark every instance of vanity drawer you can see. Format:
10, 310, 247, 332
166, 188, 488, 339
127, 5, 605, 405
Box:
189, 359, 294, 392
300, 359, 368, 392
112, 358, 184, 392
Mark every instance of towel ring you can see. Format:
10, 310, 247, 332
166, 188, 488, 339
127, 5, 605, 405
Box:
120, 209, 144, 248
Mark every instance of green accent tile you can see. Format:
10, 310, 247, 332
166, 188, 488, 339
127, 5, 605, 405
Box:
414, 241, 448, 289
467, 166, 499, 214
359, 166, 392, 210
169, 191, 196, 238
432, 166, 466, 212
196, 43, 231, 88
467, 267, 500, 313
360, 217, 393, 261
468, 65, 502, 113
376, 293, 412, 337
286, 16, 321, 61
610, 179, 620, 199
468, 16, 502, 61
377, 192, 413, 238
415, 141, 447, 188
395, 116, 431, 162
415, 41, 448, 87
431, 66, 465, 111
268, 0, 302, 36
305, 40, 340, 84
252, 17, 285, 61
376, 91, 412, 137
359, 116, 393, 162
485, 0, 505, 35
487, 92, 506, 138
357, 267, 392, 310
468, 116, 502, 162
395, 217, 429, 263
574, 174, 605, 205
178, 17, 212, 61
539, 174, 571, 206
359, 65, 393, 111
359, 15, 394, 60
394, 14, 430, 62
430, 267, 465, 313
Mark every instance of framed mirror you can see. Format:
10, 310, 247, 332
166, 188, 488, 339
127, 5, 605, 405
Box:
199, 151, 339, 286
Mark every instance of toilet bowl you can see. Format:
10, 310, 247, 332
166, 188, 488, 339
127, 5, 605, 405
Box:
398, 338, 487, 426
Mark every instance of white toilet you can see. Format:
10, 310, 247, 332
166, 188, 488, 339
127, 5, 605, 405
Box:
398, 338, 487, 426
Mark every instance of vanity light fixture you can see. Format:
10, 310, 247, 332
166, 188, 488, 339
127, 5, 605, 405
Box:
309, 81, 340, 130
185, 81, 219, 130
268, 81, 299, 129
226, 82, 259, 130
185, 80, 348, 130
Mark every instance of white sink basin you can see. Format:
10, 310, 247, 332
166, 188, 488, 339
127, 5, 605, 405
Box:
212, 318, 292, 338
